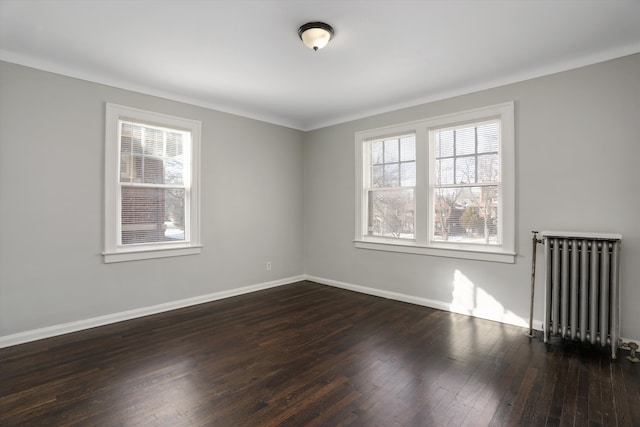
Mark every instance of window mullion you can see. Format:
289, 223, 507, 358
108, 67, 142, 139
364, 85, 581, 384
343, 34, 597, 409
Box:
396, 138, 401, 187
435, 182, 495, 189
415, 127, 429, 245
453, 129, 457, 185
474, 126, 479, 183
120, 182, 184, 190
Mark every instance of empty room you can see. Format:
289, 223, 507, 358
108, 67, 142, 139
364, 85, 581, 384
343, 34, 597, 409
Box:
1, 1, 639, 425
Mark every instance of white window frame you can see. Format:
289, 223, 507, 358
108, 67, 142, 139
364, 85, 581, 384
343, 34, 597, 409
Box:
355, 102, 515, 263
104, 103, 202, 263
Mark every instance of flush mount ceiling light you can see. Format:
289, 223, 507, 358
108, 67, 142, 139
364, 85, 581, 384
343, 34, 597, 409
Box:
298, 22, 334, 51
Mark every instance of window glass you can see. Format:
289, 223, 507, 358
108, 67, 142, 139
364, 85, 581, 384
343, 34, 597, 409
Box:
432, 120, 501, 245
367, 134, 416, 239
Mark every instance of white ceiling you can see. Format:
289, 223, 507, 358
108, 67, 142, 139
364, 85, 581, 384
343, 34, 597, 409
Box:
1, 0, 639, 131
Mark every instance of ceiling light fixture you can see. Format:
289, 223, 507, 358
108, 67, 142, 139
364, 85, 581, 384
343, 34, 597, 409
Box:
298, 22, 334, 51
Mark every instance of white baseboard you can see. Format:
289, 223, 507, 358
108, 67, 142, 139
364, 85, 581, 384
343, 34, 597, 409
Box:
3, 274, 635, 349
308, 275, 640, 346
0, 275, 305, 349
303, 274, 546, 331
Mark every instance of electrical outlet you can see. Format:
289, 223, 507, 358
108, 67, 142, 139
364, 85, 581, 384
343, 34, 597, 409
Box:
266, 261, 272, 271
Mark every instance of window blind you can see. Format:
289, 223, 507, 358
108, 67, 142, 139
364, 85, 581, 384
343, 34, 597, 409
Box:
119, 121, 189, 245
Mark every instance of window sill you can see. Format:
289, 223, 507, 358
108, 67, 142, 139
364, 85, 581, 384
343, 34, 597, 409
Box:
103, 245, 202, 263
354, 239, 516, 263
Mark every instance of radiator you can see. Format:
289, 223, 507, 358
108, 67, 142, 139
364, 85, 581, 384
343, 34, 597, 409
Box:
541, 231, 622, 358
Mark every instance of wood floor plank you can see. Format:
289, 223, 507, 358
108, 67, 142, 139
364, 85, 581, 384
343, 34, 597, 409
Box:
558, 353, 579, 427
611, 359, 635, 427
1, 281, 638, 426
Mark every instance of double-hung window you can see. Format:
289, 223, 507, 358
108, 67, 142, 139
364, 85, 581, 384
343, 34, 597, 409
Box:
104, 103, 201, 263
355, 102, 515, 263
368, 134, 416, 239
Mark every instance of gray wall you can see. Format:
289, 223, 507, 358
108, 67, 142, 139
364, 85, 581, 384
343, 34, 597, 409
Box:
0, 61, 304, 337
303, 53, 640, 341
2, 53, 639, 343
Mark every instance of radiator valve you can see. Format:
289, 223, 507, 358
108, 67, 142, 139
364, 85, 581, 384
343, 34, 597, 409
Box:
627, 342, 639, 363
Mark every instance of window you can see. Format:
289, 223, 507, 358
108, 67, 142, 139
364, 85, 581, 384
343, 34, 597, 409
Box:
368, 134, 416, 239
355, 102, 515, 263
431, 120, 500, 244
104, 103, 201, 263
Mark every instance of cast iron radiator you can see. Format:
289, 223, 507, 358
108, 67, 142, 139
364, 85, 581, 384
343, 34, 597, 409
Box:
541, 231, 622, 358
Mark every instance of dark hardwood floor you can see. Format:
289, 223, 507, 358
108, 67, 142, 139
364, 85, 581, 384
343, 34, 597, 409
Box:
1, 281, 638, 426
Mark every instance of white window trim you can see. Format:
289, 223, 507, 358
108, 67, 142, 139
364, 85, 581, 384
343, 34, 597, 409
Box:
355, 102, 515, 263
103, 103, 202, 263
